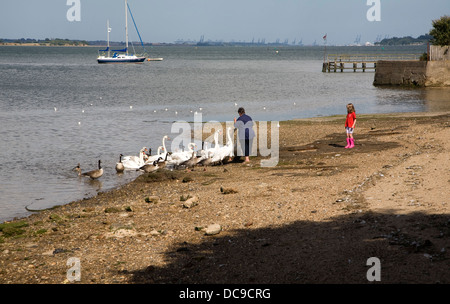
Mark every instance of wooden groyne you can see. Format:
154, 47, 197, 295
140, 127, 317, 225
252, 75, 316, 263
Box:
322, 54, 422, 73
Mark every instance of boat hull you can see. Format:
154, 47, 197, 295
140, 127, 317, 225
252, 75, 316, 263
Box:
97, 56, 146, 64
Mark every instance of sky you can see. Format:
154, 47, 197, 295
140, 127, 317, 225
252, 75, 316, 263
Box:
0, 0, 449, 45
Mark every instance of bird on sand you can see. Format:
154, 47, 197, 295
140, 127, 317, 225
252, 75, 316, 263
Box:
137, 158, 161, 173
180, 151, 198, 171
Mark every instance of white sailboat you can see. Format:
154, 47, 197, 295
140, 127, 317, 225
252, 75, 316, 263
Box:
97, 0, 146, 64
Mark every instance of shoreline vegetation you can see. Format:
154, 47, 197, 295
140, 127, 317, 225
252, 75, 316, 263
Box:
0, 38, 90, 47
0, 111, 449, 284
0, 34, 433, 47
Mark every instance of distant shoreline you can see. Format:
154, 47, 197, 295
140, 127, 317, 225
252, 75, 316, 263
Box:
0, 42, 431, 48
1, 43, 91, 47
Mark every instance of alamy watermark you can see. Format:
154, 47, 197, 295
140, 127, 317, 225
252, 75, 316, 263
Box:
67, 0, 81, 22
66, 257, 81, 282
170, 113, 279, 167
366, 0, 381, 22
366, 257, 381, 281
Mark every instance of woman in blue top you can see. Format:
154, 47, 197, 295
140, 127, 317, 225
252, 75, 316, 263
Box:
234, 107, 255, 163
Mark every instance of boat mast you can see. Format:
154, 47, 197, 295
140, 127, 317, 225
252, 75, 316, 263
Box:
107, 19, 111, 58
125, 0, 128, 55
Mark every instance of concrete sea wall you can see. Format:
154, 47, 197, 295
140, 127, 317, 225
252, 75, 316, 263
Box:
373, 61, 427, 86
425, 61, 450, 87
373, 60, 450, 87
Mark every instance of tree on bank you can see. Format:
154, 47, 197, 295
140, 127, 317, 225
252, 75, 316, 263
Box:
429, 15, 450, 46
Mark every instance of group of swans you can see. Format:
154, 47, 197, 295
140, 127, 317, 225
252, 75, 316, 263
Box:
166, 142, 197, 168
211, 127, 234, 165
194, 127, 234, 170
74, 128, 235, 181
113, 128, 235, 174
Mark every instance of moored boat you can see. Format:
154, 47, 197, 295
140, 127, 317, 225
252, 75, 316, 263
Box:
97, 0, 146, 64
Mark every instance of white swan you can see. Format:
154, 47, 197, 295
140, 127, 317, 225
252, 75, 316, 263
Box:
196, 142, 209, 164
211, 127, 234, 165
146, 135, 170, 163
162, 135, 169, 154
122, 147, 147, 170
203, 129, 222, 159
167, 143, 197, 168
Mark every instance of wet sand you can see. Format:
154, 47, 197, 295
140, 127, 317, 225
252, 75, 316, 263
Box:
0, 111, 449, 284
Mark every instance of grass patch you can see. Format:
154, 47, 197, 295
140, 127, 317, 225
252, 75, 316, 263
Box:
0, 221, 29, 231
49, 214, 64, 222
104, 207, 122, 213
34, 229, 47, 235
1, 227, 26, 238
0, 221, 29, 237
136, 170, 183, 183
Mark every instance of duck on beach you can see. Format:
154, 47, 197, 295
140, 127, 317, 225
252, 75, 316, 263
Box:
137, 158, 162, 173
180, 151, 198, 171
198, 150, 214, 171
156, 152, 170, 170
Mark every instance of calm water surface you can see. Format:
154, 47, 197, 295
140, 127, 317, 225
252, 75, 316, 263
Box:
1, 44, 449, 222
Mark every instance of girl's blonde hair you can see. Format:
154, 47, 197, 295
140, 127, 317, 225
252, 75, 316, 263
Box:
347, 103, 355, 113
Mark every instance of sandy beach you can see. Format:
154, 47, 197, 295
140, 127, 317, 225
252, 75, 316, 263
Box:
0, 111, 449, 284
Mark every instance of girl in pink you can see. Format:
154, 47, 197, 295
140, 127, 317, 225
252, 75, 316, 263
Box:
345, 103, 356, 149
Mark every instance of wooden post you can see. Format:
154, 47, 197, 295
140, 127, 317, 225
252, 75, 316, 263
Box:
333, 61, 337, 72
362, 62, 366, 72
322, 62, 328, 72
353, 62, 357, 72
340, 62, 344, 72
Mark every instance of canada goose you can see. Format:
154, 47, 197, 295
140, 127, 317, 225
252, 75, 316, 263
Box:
72, 163, 82, 176
115, 154, 125, 173
156, 152, 170, 170
180, 151, 198, 171
137, 158, 161, 173
198, 150, 214, 171
82, 160, 103, 179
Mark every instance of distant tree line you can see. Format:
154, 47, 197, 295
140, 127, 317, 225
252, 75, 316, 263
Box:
1, 38, 89, 46
375, 16, 449, 46
375, 34, 432, 46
